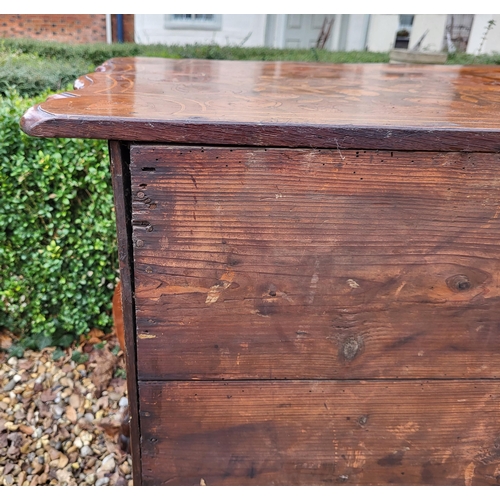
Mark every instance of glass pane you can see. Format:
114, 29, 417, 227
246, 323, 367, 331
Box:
399, 15, 414, 29
172, 14, 214, 22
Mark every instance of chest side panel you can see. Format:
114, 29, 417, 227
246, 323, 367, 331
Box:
130, 146, 500, 380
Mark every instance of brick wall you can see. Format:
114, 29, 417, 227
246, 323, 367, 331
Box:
0, 14, 134, 44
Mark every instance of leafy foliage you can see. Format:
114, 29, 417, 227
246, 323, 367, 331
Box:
0, 40, 140, 97
71, 351, 89, 364
0, 90, 117, 351
447, 51, 500, 65
52, 348, 65, 361
0, 38, 141, 66
0, 51, 92, 97
0, 37, 390, 65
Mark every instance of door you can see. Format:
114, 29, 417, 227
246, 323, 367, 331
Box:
283, 14, 335, 49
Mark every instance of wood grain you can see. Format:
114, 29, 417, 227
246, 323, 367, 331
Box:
20, 58, 500, 151
109, 141, 142, 484
139, 380, 500, 485
130, 146, 500, 380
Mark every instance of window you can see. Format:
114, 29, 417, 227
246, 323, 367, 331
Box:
399, 15, 414, 32
165, 14, 222, 30
395, 14, 414, 49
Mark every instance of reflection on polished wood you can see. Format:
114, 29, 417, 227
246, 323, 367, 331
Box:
20, 58, 500, 151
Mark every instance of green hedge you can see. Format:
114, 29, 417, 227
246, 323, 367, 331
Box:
0, 39, 142, 97
0, 90, 117, 353
0, 52, 93, 98
1, 38, 389, 64
0, 38, 141, 66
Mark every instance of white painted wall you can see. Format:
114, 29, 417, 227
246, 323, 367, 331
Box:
344, 14, 370, 51
366, 14, 399, 52
267, 14, 356, 51
408, 14, 447, 52
134, 14, 267, 47
134, 14, 500, 55
467, 14, 500, 54
328, 14, 342, 51
273, 15, 287, 49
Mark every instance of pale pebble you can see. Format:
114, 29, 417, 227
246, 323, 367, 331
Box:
80, 445, 93, 457
85, 473, 97, 485
96, 477, 110, 486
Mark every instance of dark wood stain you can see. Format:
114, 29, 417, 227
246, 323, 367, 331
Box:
130, 146, 500, 381
378, 450, 405, 467
109, 142, 142, 484
139, 380, 500, 486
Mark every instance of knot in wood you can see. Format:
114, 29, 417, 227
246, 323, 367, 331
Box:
446, 274, 471, 292
358, 415, 368, 426
342, 337, 360, 361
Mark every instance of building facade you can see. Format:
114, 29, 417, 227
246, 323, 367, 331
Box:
0, 14, 134, 44
134, 14, 499, 55
1, 14, 499, 55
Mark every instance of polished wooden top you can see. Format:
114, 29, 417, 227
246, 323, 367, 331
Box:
20, 57, 500, 150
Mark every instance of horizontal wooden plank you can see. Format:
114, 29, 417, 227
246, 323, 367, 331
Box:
139, 380, 500, 485
20, 59, 500, 151
131, 147, 500, 380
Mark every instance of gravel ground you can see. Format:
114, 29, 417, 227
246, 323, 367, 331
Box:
0, 328, 132, 486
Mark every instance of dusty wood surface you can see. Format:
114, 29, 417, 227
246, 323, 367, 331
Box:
109, 142, 142, 484
139, 380, 500, 485
130, 146, 500, 380
20, 58, 500, 151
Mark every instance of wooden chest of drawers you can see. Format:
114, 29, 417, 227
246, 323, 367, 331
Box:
22, 58, 500, 485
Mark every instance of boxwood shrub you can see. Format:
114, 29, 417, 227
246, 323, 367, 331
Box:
0, 51, 93, 98
0, 38, 141, 67
0, 90, 117, 353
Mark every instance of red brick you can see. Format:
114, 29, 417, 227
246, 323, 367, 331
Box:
0, 14, 126, 44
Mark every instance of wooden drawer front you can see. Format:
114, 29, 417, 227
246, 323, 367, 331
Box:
139, 380, 500, 485
130, 146, 500, 380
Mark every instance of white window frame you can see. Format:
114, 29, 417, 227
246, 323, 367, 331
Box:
164, 14, 222, 31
